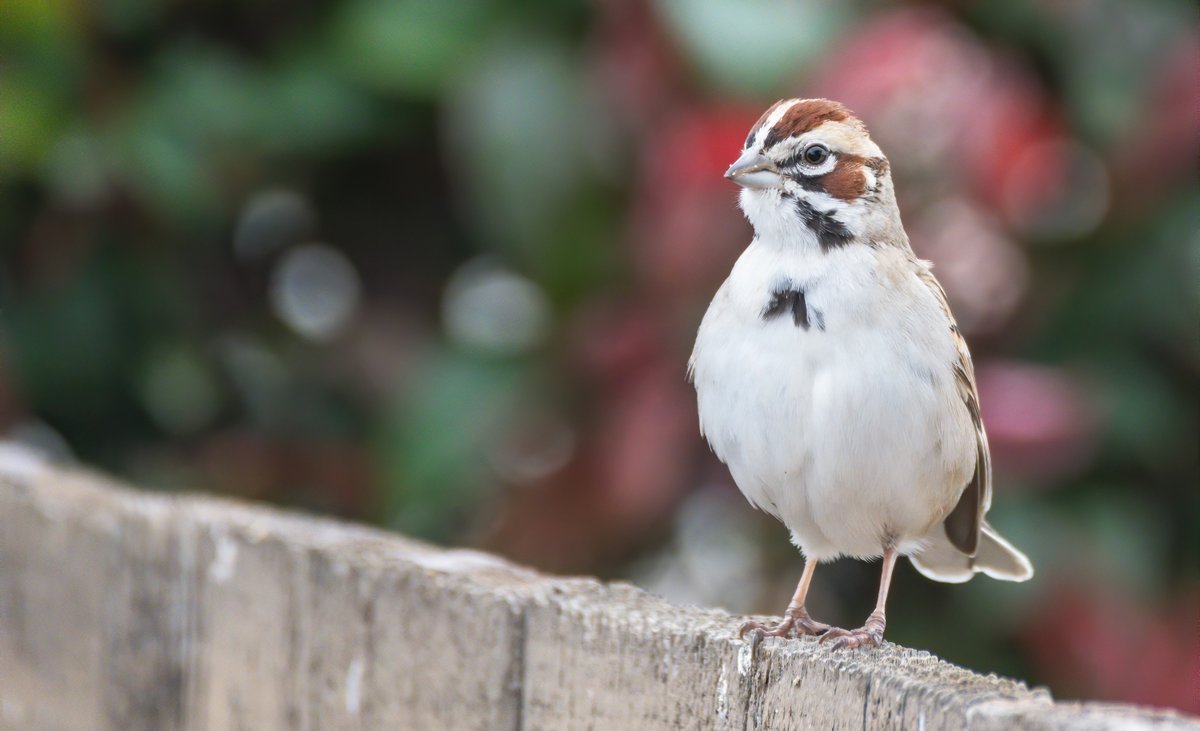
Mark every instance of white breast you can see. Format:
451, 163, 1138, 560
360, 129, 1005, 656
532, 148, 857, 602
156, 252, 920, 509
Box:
689, 240, 976, 560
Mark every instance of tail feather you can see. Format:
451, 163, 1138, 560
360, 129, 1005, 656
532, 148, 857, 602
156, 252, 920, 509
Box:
910, 522, 1033, 584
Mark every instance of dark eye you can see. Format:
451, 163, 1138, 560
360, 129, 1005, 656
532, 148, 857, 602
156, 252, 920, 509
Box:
803, 144, 829, 165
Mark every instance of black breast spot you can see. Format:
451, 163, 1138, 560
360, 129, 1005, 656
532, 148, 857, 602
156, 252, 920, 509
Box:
762, 286, 811, 329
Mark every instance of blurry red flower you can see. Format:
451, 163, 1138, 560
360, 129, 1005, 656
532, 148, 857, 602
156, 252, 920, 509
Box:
592, 0, 685, 132
1109, 31, 1200, 214
629, 106, 758, 296
809, 7, 1078, 235
908, 199, 1029, 334
976, 360, 1096, 483
486, 303, 695, 572
1024, 584, 1200, 714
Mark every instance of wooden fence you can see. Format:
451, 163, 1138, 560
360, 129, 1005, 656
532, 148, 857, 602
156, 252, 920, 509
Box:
0, 445, 1195, 730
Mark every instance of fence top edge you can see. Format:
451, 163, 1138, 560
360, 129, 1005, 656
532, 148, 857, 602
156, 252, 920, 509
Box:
1, 442, 1196, 729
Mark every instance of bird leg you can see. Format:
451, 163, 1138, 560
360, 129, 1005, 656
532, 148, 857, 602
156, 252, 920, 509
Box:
821, 547, 897, 651
739, 558, 829, 639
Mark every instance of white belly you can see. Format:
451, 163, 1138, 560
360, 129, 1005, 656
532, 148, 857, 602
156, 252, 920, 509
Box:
689, 242, 975, 560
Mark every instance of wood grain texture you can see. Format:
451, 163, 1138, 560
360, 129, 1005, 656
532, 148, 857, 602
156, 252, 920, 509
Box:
0, 445, 1195, 731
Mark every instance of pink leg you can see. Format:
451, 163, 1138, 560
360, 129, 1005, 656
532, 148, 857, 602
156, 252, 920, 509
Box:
739, 558, 830, 639
821, 547, 897, 651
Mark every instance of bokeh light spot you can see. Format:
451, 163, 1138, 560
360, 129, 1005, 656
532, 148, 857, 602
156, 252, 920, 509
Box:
234, 189, 316, 261
139, 347, 222, 436
442, 258, 550, 355
269, 244, 362, 342
1002, 138, 1110, 242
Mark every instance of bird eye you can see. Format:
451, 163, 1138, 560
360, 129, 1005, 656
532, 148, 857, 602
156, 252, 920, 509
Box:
803, 144, 829, 165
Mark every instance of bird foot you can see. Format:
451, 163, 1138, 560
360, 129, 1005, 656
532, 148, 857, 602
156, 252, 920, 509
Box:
819, 610, 885, 651
739, 607, 830, 640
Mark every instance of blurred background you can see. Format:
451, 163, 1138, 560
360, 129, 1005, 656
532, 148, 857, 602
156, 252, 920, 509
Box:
1, 0, 1197, 714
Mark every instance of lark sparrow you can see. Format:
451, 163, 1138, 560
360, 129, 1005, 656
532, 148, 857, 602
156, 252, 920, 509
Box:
688, 99, 1032, 650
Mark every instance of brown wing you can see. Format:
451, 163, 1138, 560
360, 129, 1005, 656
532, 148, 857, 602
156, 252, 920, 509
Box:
916, 263, 989, 557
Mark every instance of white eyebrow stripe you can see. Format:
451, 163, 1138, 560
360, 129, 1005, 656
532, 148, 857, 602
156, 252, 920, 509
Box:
753, 99, 800, 150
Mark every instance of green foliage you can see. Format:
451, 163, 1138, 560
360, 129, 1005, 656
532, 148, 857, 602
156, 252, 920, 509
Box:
0, 0, 1196, 709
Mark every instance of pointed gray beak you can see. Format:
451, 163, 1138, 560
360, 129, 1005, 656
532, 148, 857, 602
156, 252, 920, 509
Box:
724, 149, 783, 189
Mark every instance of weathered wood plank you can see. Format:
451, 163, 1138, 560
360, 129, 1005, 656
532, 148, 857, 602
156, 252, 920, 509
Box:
0, 446, 1195, 730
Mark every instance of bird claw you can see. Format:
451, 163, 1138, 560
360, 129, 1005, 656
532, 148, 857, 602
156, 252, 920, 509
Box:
738, 619, 789, 639
819, 626, 882, 650
795, 616, 831, 636
819, 612, 885, 651
739, 608, 830, 640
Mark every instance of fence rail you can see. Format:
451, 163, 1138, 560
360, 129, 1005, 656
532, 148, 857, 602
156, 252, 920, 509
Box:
0, 445, 1194, 730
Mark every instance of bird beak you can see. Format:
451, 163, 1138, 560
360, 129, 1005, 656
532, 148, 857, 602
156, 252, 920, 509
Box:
725, 150, 783, 189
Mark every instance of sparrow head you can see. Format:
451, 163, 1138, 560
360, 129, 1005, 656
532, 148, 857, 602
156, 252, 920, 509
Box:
727, 98, 903, 251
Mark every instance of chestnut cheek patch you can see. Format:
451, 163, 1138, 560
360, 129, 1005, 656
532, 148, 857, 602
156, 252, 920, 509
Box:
817, 156, 869, 201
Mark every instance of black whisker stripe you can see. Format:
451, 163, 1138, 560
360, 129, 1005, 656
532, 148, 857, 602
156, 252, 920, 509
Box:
792, 175, 829, 195
785, 194, 853, 252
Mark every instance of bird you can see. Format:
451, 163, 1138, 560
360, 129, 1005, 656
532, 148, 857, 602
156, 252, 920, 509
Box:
687, 98, 1032, 650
